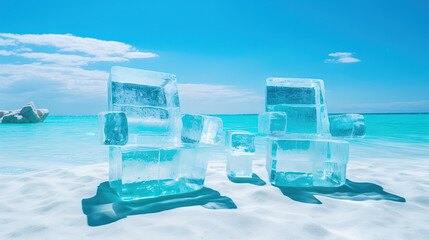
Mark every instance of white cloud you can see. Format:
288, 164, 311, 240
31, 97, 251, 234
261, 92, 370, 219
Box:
0, 50, 15, 56
15, 47, 33, 52
0, 33, 157, 66
0, 38, 16, 46
326, 52, 360, 63
0, 33, 158, 95
18, 52, 93, 66
123, 51, 158, 59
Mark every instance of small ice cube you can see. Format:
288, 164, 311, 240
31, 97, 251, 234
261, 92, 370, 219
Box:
98, 111, 128, 145
329, 114, 366, 138
226, 154, 253, 178
224, 130, 255, 178
181, 114, 223, 144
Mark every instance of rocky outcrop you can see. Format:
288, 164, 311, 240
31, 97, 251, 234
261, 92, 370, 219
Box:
0, 102, 49, 123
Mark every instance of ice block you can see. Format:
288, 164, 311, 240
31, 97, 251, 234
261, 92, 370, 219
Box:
226, 154, 253, 178
98, 111, 128, 145
109, 144, 208, 201
225, 130, 255, 178
265, 78, 329, 134
181, 114, 223, 144
108, 66, 182, 145
267, 136, 349, 187
329, 114, 366, 138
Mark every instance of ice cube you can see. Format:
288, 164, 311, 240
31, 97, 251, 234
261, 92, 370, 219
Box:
258, 112, 287, 136
265, 78, 329, 134
329, 114, 366, 138
109, 66, 181, 145
224, 130, 255, 178
225, 130, 255, 154
267, 136, 349, 187
226, 154, 253, 178
109, 144, 207, 201
98, 111, 128, 145
181, 114, 223, 144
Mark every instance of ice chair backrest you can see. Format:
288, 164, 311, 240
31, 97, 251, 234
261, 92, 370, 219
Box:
265, 78, 329, 134
108, 66, 182, 144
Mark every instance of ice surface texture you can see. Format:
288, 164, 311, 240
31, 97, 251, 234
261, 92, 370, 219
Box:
265, 78, 329, 134
267, 137, 349, 187
258, 112, 287, 136
108, 66, 181, 144
109, 145, 208, 201
225, 131, 255, 178
329, 114, 366, 138
98, 111, 128, 145
181, 114, 223, 144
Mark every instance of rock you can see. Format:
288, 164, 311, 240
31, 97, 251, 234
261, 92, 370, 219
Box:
20, 102, 40, 122
0, 102, 49, 123
0, 110, 11, 118
37, 109, 49, 122
1, 113, 30, 123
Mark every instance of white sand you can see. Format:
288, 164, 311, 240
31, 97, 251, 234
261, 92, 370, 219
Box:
1, 154, 428, 240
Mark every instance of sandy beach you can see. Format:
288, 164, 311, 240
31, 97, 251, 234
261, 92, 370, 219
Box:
1, 150, 427, 240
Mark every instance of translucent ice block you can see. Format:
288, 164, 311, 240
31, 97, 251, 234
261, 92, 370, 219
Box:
98, 111, 128, 145
267, 136, 349, 187
329, 114, 366, 138
225, 130, 255, 154
226, 154, 253, 178
258, 112, 287, 136
108, 66, 182, 145
109, 144, 208, 201
181, 114, 223, 144
225, 130, 255, 178
265, 78, 329, 134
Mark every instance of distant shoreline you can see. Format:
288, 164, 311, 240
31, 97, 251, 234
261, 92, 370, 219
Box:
45, 112, 429, 117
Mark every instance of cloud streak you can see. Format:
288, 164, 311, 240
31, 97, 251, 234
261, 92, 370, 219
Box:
178, 83, 262, 102
0, 33, 157, 61
178, 84, 264, 114
338, 100, 429, 113
326, 52, 360, 63
0, 38, 16, 46
0, 63, 109, 94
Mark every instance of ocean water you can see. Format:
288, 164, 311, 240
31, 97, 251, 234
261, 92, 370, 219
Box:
0, 114, 428, 174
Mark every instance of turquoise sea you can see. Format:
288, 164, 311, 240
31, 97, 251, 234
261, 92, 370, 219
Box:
0, 114, 428, 174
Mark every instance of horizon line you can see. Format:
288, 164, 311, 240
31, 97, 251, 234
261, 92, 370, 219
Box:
48, 112, 429, 117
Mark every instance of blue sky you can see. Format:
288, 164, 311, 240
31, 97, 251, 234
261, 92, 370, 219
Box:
0, 0, 428, 115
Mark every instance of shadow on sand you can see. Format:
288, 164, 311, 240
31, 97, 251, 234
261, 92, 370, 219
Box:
278, 179, 406, 204
82, 181, 237, 226
228, 173, 266, 186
